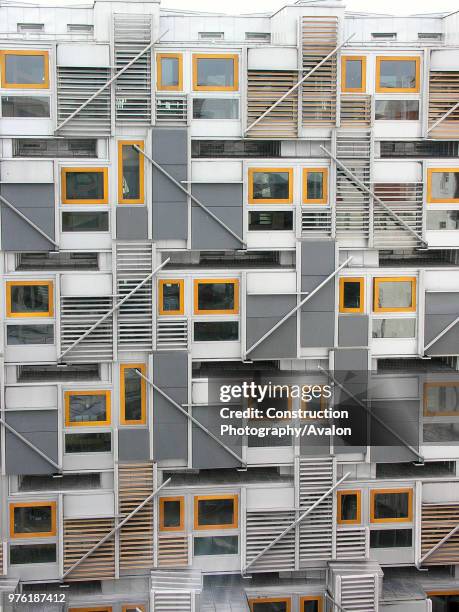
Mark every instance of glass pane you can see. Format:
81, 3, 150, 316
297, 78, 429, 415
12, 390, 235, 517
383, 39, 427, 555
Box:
307, 172, 324, 199
375, 100, 419, 120
430, 172, 459, 200
62, 212, 109, 232
377, 281, 413, 309
425, 385, 459, 416
252, 602, 288, 612
345, 59, 362, 89
427, 210, 459, 230
68, 394, 107, 424
5, 54, 45, 85
194, 321, 239, 341
10, 284, 49, 314
65, 432, 111, 453
162, 282, 181, 312
197, 282, 235, 311
370, 529, 412, 548
2, 96, 50, 117
161, 56, 179, 86
193, 98, 239, 119
248, 211, 293, 231
7, 324, 54, 345
252, 171, 290, 200
197, 498, 234, 526
123, 368, 142, 421
340, 493, 358, 521
379, 59, 417, 89
196, 57, 234, 87
65, 171, 104, 200
193, 535, 238, 556
303, 601, 320, 612
424, 423, 459, 442
14, 505, 52, 534
10, 544, 56, 565
163, 500, 181, 528
121, 145, 140, 200
343, 281, 361, 309
372, 318, 416, 338
373, 492, 409, 519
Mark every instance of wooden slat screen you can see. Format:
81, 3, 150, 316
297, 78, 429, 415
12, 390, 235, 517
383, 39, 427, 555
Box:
63, 518, 115, 581
340, 95, 371, 127
428, 71, 459, 138
158, 535, 189, 567
422, 503, 459, 565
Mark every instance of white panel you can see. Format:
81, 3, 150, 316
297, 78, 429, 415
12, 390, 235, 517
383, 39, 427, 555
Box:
57, 43, 110, 67
373, 122, 422, 139
63, 492, 114, 518
192, 379, 209, 405
248, 47, 298, 70
373, 161, 422, 183
430, 49, 459, 71
1, 160, 53, 183
370, 376, 419, 399
425, 271, 459, 291
63, 452, 113, 471
191, 160, 242, 183
247, 232, 296, 249
246, 446, 294, 465
427, 231, 459, 248
5, 344, 57, 364
60, 273, 112, 297
423, 481, 459, 503
246, 271, 296, 294
191, 341, 241, 359
371, 338, 418, 356
5, 385, 57, 410
246, 486, 294, 510
0, 119, 54, 137
190, 120, 242, 138
59, 233, 112, 251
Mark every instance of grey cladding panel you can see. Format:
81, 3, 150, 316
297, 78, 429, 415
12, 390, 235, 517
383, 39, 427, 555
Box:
338, 315, 369, 347
191, 184, 243, 250
425, 292, 459, 315
301, 311, 334, 347
334, 349, 369, 372
301, 240, 335, 276
118, 429, 150, 461
192, 406, 242, 469
424, 292, 459, 355
301, 276, 334, 312
152, 128, 188, 164
246, 295, 296, 359
5, 410, 58, 475
116, 207, 148, 240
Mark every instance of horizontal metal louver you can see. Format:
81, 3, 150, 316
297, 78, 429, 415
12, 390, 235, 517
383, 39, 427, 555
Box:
373, 182, 424, 248
150, 569, 201, 611
57, 67, 111, 136
340, 95, 372, 127
339, 574, 377, 612
336, 527, 369, 560
156, 95, 188, 124
157, 535, 189, 567
428, 71, 459, 138
301, 209, 332, 236
63, 518, 115, 581
245, 510, 296, 571
152, 591, 192, 611
157, 319, 188, 350
421, 503, 459, 564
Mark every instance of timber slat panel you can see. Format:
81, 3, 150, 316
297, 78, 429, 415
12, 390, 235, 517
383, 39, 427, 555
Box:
158, 535, 189, 567
63, 518, 115, 580
421, 503, 459, 564
340, 95, 371, 126
428, 71, 459, 138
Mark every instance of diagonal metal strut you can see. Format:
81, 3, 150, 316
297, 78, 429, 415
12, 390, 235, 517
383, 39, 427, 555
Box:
427, 100, 459, 134
0, 194, 59, 248
0, 417, 60, 472
424, 315, 459, 352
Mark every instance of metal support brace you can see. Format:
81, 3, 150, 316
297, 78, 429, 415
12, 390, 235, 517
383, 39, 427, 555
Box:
0, 194, 59, 249
325, 592, 349, 612
56, 31, 168, 132
0, 416, 60, 472
318, 366, 425, 463
417, 523, 459, 567
321, 146, 428, 248
245, 257, 353, 358
427, 100, 459, 134
134, 145, 246, 247
424, 315, 459, 352
243, 472, 350, 573
136, 369, 246, 467
58, 258, 170, 362
244, 34, 355, 134
62, 478, 171, 579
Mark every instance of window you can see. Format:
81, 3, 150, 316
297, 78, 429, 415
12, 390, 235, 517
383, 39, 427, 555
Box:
194, 535, 238, 555
341, 56, 366, 93
67, 24, 94, 34
192, 140, 280, 158
198, 32, 224, 40
370, 488, 413, 523
245, 32, 271, 42
337, 491, 361, 525
427, 592, 459, 612
372, 319, 416, 339
62, 211, 109, 232
194, 495, 238, 530
249, 211, 293, 231
370, 529, 412, 548
194, 321, 239, 341
65, 432, 111, 453
6, 281, 53, 318
17, 363, 100, 383
17, 252, 98, 271
10, 543, 56, 565
122, 607, 145, 612
249, 599, 291, 612
427, 210, 459, 230
2, 96, 50, 117
14, 138, 97, 158
418, 32, 443, 40
7, 324, 54, 345
194, 279, 239, 314
303, 168, 328, 204
10, 502, 56, 538
424, 382, 459, 417
158, 279, 184, 315
192, 54, 239, 91
375, 100, 419, 120
61, 167, 108, 204
118, 141, 144, 204
248, 168, 293, 204
339, 278, 364, 313
193, 98, 239, 119
427, 169, 459, 203
64, 390, 111, 427
380, 141, 459, 158
159, 497, 184, 531
0, 50, 49, 89
19, 472, 102, 492
373, 277, 416, 313
376, 56, 420, 93
372, 32, 397, 40
300, 597, 324, 612
120, 364, 146, 425
69, 609, 112, 612
156, 53, 182, 91
17, 23, 44, 33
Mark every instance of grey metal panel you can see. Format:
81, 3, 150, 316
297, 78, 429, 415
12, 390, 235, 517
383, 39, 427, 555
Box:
301, 240, 335, 276
118, 429, 150, 461
425, 315, 459, 355
0, 184, 55, 251
338, 315, 369, 347
152, 202, 188, 240
116, 207, 148, 239
334, 348, 369, 371
192, 406, 242, 469
371, 399, 420, 463
425, 292, 459, 315
191, 184, 243, 250
300, 311, 334, 347
5, 410, 58, 475
152, 128, 188, 164
301, 276, 334, 312
246, 295, 297, 359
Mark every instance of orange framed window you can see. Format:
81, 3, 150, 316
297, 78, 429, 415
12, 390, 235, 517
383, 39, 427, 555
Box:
341, 56, 366, 93
339, 278, 364, 313
159, 496, 185, 532
427, 168, 459, 203
373, 277, 416, 313
118, 141, 144, 205
120, 364, 146, 425
6, 280, 53, 318
370, 488, 413, 523
337, 490, 361, 525
194, 494, 238, 530
158, 279, 184, 315
193, 279, 239, 315
192, 53, 239, 91
69, 608, 112, 612
10, 502, 56, 539
0, 50, 49, 89
157, 53, 183, 91
249, 598, 291, 612
423, 382, 459, 417
122, 606, 145, 612
248, 168, 293, 204
301, 596, 324, 612
375, 56, 420, 93
64, 390, 111, 427
61, 167, 108, 205
303, 168, 328, 204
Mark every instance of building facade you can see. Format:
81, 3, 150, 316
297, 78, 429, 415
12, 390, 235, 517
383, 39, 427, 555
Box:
1, 0, 459, 609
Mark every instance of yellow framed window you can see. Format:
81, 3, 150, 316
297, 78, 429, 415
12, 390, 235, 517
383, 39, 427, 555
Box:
373, 277, 416, 313
249, 168, 293, 204
118, 141, 144, 205
249, 598, 291, 612
61, 167, 108, 205
69, 608, 112, 612
427, 168, 459, 203
158, 279, 184, 315
303, 168, 328, 204
375, 56, 420, 93
0, 50, 49, 89
337, 490, 361, 525
156, 53, 183, 91
194, 494, 238, 530
120, 364, 146, 425
64, 390, 111, 427
6, 280, 53, 318
159, 496, 185, 532
341, 56, 366, 93
10, 502, 56, 539
339, 278, 364, 313
122, 606, 145, 612
426, 592, 459, 608
370, 488, 413, 523
192, 53, 239, 91
193, 279, 239, 315
301, 596, 324, 612
424, 382, 459, 417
